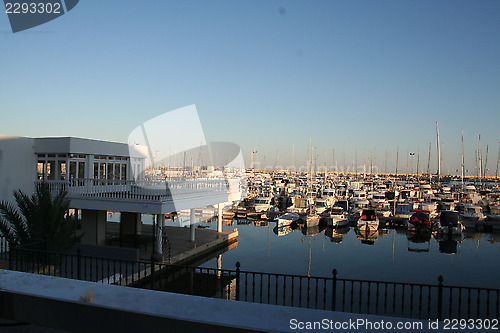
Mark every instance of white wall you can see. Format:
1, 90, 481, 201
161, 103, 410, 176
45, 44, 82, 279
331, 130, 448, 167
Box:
0, 136, 36, 205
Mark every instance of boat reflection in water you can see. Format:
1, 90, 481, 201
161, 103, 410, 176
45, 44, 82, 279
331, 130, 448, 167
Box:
356, 227, 379, 245
301, 224, 326, 237
273, 225, 293, 237
407, 230, 431, 253
435, 234, 464, 255
324, 226, 350, 243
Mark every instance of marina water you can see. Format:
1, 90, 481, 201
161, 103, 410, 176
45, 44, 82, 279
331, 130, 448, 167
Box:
166, 218, 500, 289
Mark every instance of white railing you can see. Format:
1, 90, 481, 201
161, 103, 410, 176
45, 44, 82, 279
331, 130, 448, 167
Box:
37, 178, 230, 203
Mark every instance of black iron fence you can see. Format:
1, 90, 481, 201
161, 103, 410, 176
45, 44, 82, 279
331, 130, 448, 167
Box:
3, 242, 499, 321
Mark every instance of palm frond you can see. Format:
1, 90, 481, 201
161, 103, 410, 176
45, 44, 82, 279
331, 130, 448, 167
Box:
0, 200, 29, 239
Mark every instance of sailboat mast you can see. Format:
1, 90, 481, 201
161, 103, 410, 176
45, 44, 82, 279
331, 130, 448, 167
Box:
496, 142, 500, 179
384, 148, 388, 174
436, 122, 441, 185
427, 143, 431, 177
416, 148, 420, 181
478, 135, 483, 187
332, 148, 335, 174
461, 130, 465, 190
355, 145, 358, 177
484, 145, 489, 178
395, 147, 399, 176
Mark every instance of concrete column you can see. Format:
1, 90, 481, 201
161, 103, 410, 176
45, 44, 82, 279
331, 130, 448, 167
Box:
155, 214, 164, 256
217, 203, 223, 233
120, 212, 141, 236
190, 208, 196, 242
80, 209, 107, 246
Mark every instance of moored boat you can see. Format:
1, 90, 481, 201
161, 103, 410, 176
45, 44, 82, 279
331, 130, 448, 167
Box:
407, 210, 432, 232
436, 210, 465, 235
276, 212, 300, 228
357, 208, 379, 232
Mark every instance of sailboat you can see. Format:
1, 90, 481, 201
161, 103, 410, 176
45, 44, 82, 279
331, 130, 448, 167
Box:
297, 139, 320, 228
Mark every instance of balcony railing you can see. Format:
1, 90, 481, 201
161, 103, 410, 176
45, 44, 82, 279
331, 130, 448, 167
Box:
37, 178, 231, 203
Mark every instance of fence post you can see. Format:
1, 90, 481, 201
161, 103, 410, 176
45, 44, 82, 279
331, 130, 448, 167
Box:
150, 256, 155, 290
332, 269, 338, 311
8, 246, 14, 270
437, 275, 444, 320
76, 248, 81, 280
235, 261, 241, 301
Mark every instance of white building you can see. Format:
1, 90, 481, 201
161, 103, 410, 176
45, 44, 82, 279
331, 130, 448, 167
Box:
0, 136, 234, 253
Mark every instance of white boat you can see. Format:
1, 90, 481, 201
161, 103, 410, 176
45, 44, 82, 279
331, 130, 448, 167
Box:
461, 205, 486, 221
251, 196, 273, 213
487, 205, 500, 221
418, 201, 438, 219
357, 208, 379, 231
287, 196, 312, 215
276, 212, 300, 228
314, 197, 333, 214
350, 199, 370, 221
327, 207, 349, 228
299, 211, 320, 228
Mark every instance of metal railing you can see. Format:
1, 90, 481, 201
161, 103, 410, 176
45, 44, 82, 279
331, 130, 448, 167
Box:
4, 243, 499, 320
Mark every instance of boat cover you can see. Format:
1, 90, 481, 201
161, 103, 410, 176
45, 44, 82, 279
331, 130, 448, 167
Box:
440, 211, 459, 227
409, 211, 431, 227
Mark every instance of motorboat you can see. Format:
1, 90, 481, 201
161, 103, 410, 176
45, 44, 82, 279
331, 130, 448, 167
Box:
357, 208, 379, 232
314, 197, 334, 214
276, 212, 300, 228
418, 201, 438, 219
461, 205, 486, 221
327, 206, 349, 228
407, 210, 433, 232
436, 210, 465, 235
390, 203, 414, 226
350, 199, 370, 221
251, 196, 273, 213
487, 205, 500, 221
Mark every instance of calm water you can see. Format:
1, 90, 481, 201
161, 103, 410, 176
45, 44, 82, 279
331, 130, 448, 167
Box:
164, 218, 500, 289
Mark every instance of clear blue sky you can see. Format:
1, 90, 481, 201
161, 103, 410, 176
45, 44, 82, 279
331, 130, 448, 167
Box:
1, 1, 499, 174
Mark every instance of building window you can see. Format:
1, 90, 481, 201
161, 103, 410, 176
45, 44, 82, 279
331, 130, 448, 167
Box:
59, 161, 67, 180
37, 161, 45, 180
70, 161, 77, 179
121, 164, 127, 180
47, 160, 55, 180
78, 161, 85, 178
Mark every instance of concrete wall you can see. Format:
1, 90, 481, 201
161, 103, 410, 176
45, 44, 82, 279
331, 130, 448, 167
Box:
0, 136, 36, 204
0, 270, 431, 332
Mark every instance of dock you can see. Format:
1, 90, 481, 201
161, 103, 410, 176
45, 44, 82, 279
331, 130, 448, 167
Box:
157, 226, 238, 265
105, 222, 238, 265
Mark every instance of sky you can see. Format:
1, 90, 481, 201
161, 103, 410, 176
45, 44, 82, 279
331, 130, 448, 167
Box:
1, 0, 499, 175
